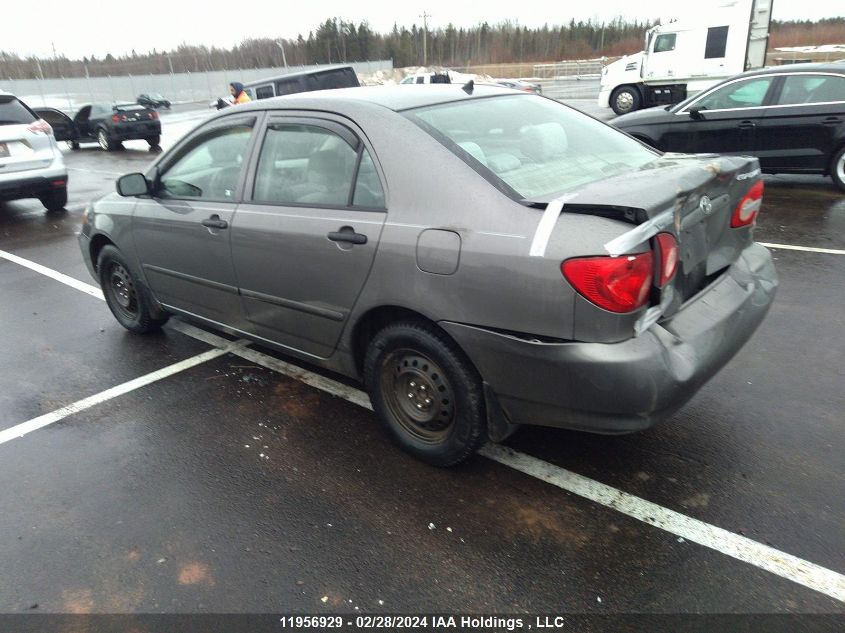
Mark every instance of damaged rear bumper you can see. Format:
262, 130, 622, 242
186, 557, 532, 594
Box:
441, 242, 778, 434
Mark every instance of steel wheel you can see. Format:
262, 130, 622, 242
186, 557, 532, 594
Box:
107, 261, 138, 320
98, 129, 110, 151
837, 153, 845, 183
615, 91, 634, 112
380, 349, 455, 444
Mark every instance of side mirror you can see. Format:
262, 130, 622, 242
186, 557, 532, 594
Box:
116, 173, 150, 197
689, 106, 705, 121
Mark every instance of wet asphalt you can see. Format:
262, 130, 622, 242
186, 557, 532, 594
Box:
0, 101, 843, 624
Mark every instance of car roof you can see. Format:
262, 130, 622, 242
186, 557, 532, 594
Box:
237, 83, 525, 113
244, 64, 356, 86
738, 62, 845, 78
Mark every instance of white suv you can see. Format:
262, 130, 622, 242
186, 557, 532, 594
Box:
0, 91, 68, 212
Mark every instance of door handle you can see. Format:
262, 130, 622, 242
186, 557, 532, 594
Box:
737, 121, 756, 130
328, 227, 367, 245
822, 117, 842, 125
201, 214, 228, 229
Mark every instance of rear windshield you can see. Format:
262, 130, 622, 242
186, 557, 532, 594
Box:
115, 104, 146, 111
0, 95, 37, 125
406, 95, 658, 200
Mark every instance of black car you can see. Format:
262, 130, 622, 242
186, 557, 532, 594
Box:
612, 63, 845, 191
137, 93, 171, 109
34, 103, 162, 151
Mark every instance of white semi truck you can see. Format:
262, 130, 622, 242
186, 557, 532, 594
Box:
598, 0, 773, 114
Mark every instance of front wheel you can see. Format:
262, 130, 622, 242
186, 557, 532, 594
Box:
831, 146, 845, 192
610, 86, 641, 115
97, 245, 169, 333
363, 321, 486, 467
97, 128, 119, 151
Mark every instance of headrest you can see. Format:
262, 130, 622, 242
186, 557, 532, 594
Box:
520, 122, 568, 162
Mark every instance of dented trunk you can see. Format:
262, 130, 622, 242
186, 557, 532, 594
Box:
545, 153, 763, 328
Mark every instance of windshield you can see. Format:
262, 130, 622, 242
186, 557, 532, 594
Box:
150, 93, 164, 99
407, 95, 658, 200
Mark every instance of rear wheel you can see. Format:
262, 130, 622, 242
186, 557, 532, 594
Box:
39, 187, 67, 213
97, 245, 169, 333
610, 85, 641, 115
831, 145, 845, 192
67, 140, 80, 150
147, 136, 161, 149
364, 321, 486, 467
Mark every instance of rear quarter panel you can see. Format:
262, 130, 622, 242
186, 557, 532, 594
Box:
337, 105, 645, 356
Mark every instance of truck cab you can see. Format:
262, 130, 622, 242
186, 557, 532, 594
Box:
599, 0, 772, 115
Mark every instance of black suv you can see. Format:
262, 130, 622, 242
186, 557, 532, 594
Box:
137, 93, 171, 109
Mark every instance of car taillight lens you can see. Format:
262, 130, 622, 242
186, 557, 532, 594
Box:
561, 252, 654, 313
655, 233, 678, 287
27, 119, 52, 135
148, 111, 158, 119
731, 180, 764, 228
111, 114, 120, 123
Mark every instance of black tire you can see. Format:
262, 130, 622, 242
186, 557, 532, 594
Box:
363, 321, 486, 467
39, 187, 67, 213
68, 140, 80, 150
147, 136, 161, 148
831, 145, 845, 192
97, 245, 169, 334
97, 128, 119, 151
610, 85, 641, 115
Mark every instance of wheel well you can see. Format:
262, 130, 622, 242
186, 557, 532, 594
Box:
351, 306, 445, 374
89, 234, 115, 273
612, 84, 642, 98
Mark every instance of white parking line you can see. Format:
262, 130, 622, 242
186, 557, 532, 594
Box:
0, 343, 243, 446
480, 444, 845, 603
0, 249, 105, 300
2, 249, 845, 604
760, 242, 845, 256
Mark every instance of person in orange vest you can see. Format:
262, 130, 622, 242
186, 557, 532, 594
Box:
229, 82, 251, 105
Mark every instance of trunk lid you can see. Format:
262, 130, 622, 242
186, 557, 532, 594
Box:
536, 153, 762, 313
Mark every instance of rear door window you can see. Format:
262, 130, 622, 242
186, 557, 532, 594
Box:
255, 85, 275, 99
275, 79, 303, 96
777, 74, 845, 105
0, 96, 36, 125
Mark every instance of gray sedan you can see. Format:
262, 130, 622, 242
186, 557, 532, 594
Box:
79, 85, 777, 466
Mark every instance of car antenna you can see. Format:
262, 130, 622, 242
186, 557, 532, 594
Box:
462, 79, 474, 95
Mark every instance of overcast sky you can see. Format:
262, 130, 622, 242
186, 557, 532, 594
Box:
4, 0, 844, 59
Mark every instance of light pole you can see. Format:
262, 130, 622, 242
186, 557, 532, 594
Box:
276, 40, 288, 71
420, 12, 431, 66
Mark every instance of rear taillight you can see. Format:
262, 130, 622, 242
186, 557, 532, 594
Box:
561, 252, 654, 313
148, 111, 159, 119
27, 119, 52, 135
111, 114, 120, 123
731, 180, 763, 228
655, 233, 678, 287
